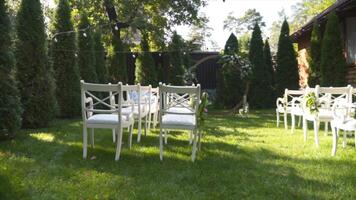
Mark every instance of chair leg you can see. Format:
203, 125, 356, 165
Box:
153, 111, 158, 128
303, 117, 307, 142
291, 114, 295, 134
83, 127, 88, 159
164, 130, 168, 144
343, 131, 347, 148
137, 117, 142, 143
276, 110, 280, 127
112, 129, 116, 143
191, 129, 198, 162
90, 128, 95, 148
159, 128, 163, 161
331, 126, 339, 156
189, 131, 193, 144
284, 112, 288, 130
148, 113, 152, 132
115, 127, 123, 161
128, 124, 133, 149
313, 119, 320, 148
324, 122, 328, 136
144, 115, 148, 136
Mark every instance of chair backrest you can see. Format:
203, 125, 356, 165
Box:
283, 89, 305, 107
159, 83, 201, 115
315, 85, 352, 108
80, 80, 123, 121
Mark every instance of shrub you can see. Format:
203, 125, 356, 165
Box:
108, 34, 127, 83
93, 31, 108, 83
52, 0, 81, 117
275, 19, 299, 96
0, 0, 22, 138
308, 21, 322, 86
15, 0, 57, 128
168, 31, 185, 85
320, 12, 347, 86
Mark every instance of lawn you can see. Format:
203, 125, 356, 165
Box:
0, 110, 355, 199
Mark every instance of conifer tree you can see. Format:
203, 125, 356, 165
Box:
263, 39, 276, 106
308, 21, 322, 86
135, 32, 157, 85
78, 12, 97, 83
224, 33, 239, 54
52, 0, 81, 117
16, 0, 57, 128
275, 19, 299, 96
320, 12, 347, 86
93, 31, 107, 83
0, 0, 22, 138
249, 24, 273, 108
168, 32, 185, 85
108, 35, 127, 83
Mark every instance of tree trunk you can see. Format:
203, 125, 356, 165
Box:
232, 80, 251, 114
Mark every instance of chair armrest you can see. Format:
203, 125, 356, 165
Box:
291, 97, 303, 108
276, 97, 285, 108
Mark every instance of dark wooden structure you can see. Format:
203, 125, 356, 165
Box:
291, 0, 356, 86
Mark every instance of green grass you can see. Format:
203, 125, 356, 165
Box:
1, 110, 356, 199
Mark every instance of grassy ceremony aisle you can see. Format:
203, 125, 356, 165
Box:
0, 110, 355, 199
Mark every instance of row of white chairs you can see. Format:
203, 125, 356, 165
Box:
80, 81, 201, 161
276, 85, 356, 156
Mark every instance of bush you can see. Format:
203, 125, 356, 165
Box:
320, 12, 347, 86
108, 34, 127, 83
93, 31, 108, 83
52, 0, 81, 117
15, 0, 57, 128
0, 0, 22, 138
168, 31, 185, 85
77, 12, 97, 83
275, 19, 299, 96
308, 21, 321, 86
135, 32, 157, 86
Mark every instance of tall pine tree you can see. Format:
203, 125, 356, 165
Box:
248, 24, 273, 108
16, 0, 57, 128
168, 32, 185, 85
108, 34, 127, 83
78, 12, 97, 83
263, 39, 276, 106
135, 31, 157, 86
275, 19, 299, 96
52, 0, 81, 117
308, 21, 322, 86
93, 31, 107, 83
320, 12, 347, 86
0, 0, 22, 138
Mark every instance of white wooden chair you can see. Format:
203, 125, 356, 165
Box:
147, 87, 159, 131
81, 81, 134, 161
276, 89, 304, 130
302, 85, 351, 147
159, 83, 201, 162
330, 99, 356, 156
291, 88, 311, 133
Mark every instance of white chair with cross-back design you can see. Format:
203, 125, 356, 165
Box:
147, 87, 159, 131
291, 87, 311, 133
302, 85, 351, 147
81, 81, 134, 161
276, 89, 304, 130
159, 83, 201, 162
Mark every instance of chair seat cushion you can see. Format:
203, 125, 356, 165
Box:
122, 105, 148, 116
87, 114, 132, 125
332, 118, 356, 131
167, 107, 194, 114
162, 114, 196, 127
291, 107, 303, 115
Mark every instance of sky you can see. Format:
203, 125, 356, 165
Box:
44, 0, 302, 50
176, 0, 302, 50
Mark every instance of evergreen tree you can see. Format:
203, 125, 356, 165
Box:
16, 0, 57, 128
308, 21, 322, 86
93, 31, 107, 83
248, 24, 273, 108
263, 39, 276, 106
168, 32, 185, 85
108, 35, 128, 83
52, 0, 81, 117
78, 12, 97, 83
320, 12, 347, 87
135, 32, 157, 85
224, 33, 239, 54
0, 0, 22, 138
275, 19, 299, 96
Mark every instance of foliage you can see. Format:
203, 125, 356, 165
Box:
186, 14, 213, 51
108, 35, 128, 83
248, 24, 274, 108
168, 32, 185, 85
268, 9, 287, 53
52, 0, 81, 117
320, 12, 347, 87
223, 9, 265, 35
93, 31, 108, 83
135, 32, 157, 86
224, 33, 239, 55
238, 33, 250, 55
264, 39, 275, 87
77, 12, 97, 83
15, 0, 57, 128
197, 92, 209, 125
275, 19, 299, 97
308, 21, 322, 86
0, 0, 22, 139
